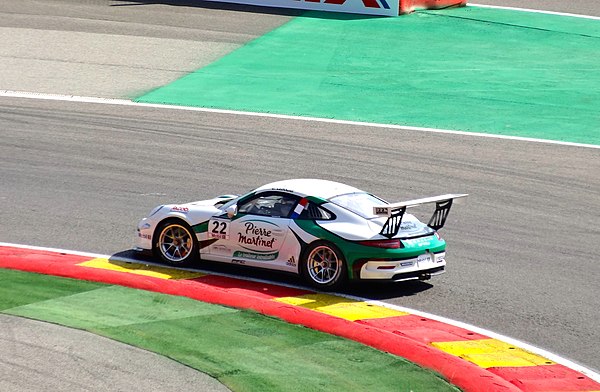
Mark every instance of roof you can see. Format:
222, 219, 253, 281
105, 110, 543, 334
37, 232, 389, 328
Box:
255, 179, 364, 200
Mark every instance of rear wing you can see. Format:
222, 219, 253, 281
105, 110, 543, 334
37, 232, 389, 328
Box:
374, 194, 468, 238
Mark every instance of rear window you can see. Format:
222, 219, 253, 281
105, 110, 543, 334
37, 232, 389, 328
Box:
329, 193, 387, 219
298, 202, 334, 220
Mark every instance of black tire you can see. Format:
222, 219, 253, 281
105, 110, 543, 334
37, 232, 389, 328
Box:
154, 220, 199, 267
300, 241, 347, 290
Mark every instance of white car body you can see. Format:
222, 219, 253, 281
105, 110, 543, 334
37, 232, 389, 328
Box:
135, 179, 466, 289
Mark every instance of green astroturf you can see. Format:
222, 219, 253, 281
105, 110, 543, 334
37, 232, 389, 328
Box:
0, 269, 460, 392
136, 7, 600, 146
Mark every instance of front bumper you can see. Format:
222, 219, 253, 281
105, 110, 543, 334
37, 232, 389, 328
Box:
135, 218, 153, 251
358, 251, 446, 281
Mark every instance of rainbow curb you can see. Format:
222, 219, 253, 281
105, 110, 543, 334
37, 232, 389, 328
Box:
1, 244, 598, 392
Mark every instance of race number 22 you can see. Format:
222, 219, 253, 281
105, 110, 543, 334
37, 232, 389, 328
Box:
209, 219, 229, 240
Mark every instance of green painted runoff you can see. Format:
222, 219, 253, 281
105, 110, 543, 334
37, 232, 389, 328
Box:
136, 6, 600, 146
0, 269, 460, 392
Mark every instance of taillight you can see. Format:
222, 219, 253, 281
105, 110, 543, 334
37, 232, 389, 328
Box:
358, 239, 402, 249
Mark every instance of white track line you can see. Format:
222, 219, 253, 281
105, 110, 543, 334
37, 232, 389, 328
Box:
470, 3, 600, 20
1, 90, 599, 150
2, 241, 599, 381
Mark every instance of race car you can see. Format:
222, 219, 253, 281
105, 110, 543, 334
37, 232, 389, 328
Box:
134, 179, 466, 290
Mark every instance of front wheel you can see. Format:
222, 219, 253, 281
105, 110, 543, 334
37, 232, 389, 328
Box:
301, 241, 347, 290
155, 220, 198, 266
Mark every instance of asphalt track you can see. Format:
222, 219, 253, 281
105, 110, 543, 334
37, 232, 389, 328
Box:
0, 314, 231, 392
0, 0, 599, 389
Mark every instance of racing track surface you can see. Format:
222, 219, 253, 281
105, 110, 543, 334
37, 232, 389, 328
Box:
0, 314, 231, 392
1, 0, 599, 384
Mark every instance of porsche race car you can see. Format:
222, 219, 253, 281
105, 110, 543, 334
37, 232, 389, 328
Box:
135, 179, 466, 289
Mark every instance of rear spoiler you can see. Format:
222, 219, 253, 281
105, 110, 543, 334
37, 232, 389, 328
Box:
374, 194, 468, 238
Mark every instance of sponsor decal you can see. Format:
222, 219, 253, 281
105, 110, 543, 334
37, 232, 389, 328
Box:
403, 236, 432, 247
171, 206, 189, 213
416, 253, 433, 266
233, 251, 279, 261
400, 222, 417, 231
237, 221, 280, 250
197, 0, 397, 17
231, 259, 246, 265
138, 233, 151, 240
293, 0, 389, 9
211, 244, 231, 255
286, 256, 297, 267
374, 207, 388, 215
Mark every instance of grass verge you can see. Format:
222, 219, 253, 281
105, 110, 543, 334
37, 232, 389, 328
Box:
0, 268, 461, 391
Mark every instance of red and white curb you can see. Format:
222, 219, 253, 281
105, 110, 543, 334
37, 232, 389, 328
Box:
1, 243, 599, 392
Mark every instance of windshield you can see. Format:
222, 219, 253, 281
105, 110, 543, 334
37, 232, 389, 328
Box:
329, 192, 387, 219
219, 196, 241, 210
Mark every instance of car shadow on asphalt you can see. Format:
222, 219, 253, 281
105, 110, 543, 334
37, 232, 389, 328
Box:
109, 249, 435, 300
341, 280, 434, 300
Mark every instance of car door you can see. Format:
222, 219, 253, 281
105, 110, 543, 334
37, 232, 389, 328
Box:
206, 192, 300, 271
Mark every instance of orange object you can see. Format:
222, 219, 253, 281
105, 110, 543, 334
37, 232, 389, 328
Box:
399, 0, 467, 14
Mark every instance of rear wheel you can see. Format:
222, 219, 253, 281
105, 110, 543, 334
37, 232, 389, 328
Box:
155, 220, 198, 266
301, 241, 347, 290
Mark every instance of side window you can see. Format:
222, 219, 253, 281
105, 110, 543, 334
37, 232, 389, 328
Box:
238, 193, 299, 218
298, 202, 334, 220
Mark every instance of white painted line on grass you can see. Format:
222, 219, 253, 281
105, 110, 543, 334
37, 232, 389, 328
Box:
2, 241, 599, 382
1, 90, 599, 150
470, 3, 600, 20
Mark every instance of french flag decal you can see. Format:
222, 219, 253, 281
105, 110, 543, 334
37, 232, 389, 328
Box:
291, 198, 308, 219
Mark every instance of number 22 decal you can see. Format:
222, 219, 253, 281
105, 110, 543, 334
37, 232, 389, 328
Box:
209, 220, 229, 239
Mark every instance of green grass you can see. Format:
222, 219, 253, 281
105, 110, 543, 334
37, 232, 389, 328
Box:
0, 269, 460, 392
136, 7, 600, 146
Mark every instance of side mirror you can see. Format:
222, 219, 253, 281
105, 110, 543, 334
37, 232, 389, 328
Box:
226, 205, 237, 218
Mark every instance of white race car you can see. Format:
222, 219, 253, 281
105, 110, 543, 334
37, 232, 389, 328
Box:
135, 179, 466, 289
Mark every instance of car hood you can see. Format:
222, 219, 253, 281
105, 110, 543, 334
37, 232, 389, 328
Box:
151, 196, 237, 224
187, 195, 237, 207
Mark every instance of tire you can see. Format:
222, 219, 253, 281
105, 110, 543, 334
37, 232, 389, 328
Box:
301, 241, 347, 290
154, 220, 198, 266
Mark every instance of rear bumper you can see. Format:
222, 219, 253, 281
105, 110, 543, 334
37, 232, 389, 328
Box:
391, 266, 445, 281
357, 251, 446, 281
